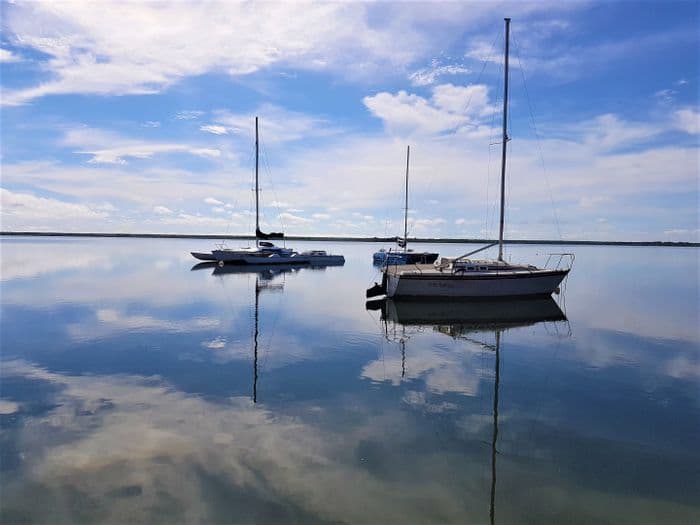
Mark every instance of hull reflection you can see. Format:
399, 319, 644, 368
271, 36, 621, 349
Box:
371, 296, 566, 330
366, 295, 568, 524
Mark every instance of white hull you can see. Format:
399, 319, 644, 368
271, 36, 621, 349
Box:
386, 267, 569, 298
211, 248, 303, 264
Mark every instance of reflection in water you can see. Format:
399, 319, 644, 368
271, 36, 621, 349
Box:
2, 239, 699, 524
194, 262, 292, 403
367, 296, 568, 524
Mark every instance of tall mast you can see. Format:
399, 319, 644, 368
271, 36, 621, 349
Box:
498, 18, 510, 262
403, 145, 410, 252
255, 116, 260, 242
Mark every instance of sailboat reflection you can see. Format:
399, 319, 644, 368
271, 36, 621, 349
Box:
194, 262, 299, 403
367, 296, 568, 524
250, 276, 283, 403
191, 260, 340, 281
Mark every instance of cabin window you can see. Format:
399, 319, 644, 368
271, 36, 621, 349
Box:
467, 266, 475, 271
479, 266, 488, 271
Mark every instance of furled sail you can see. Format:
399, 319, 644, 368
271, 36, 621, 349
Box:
256, 228, 284, 240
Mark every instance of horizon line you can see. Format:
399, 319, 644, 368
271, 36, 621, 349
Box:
1, 231, 697, 247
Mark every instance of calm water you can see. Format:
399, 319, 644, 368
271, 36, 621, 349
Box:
1, 237, 698, 524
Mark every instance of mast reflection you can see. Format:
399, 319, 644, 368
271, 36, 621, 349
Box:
367, 296, 568, 524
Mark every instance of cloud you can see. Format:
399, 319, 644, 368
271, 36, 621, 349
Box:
409, 60, 471, 86
0, 2, 426, 104
175, 110, 204, 120
674, 108, 700, 134
0, 1, 589, 106
63, 127, 221, 164
573, 114, 662, 152
200, 125, 228, 135
153, 206, 173, 215
210, 104, 339, 143
141, 121, 161, 128
1, 188, 109, 229
204, 197, 224, 206
278, 212, 312, 224
0, 48, 21, 63
0, 359, 497, 524
65, 308, 219, 342
363, 83, 494, 135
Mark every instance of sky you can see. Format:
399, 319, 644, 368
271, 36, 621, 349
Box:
0, 0, 698, 241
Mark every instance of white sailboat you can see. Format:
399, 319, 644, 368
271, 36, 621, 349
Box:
192, 117, 343, 266
367, 18, 572, 299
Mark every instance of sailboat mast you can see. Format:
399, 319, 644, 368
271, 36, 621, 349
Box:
404, 145, 410, 253
498, 18, 511, 262
255, 116, 260, 242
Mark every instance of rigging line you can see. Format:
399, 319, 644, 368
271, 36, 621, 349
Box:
248, 142, 256, 236
462, 26, 502, 116
486, 66, 503, 240
512, 33, 563, 241
259, 131, 289, 236
488, 57, 505, 243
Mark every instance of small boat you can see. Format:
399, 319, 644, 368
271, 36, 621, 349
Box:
367, 18, 572, 299
300, 250, 345, 266
372, 146, 439, 266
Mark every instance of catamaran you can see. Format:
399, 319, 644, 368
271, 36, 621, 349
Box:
191, 117, 343, 266
367, 18, 572, 299
372, 146, 439, 266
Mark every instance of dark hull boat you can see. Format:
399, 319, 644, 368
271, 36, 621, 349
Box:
372, 146, 438, 266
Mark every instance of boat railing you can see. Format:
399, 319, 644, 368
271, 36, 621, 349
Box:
544, 253, 574, 271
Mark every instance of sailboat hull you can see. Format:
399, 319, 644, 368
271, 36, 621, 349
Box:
191, 251, 218, 261
386, 267, 569, 298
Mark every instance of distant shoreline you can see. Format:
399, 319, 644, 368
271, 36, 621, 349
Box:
1, 231, 697, 247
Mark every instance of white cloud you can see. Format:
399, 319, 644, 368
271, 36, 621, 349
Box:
674, 108, 700, 134
210, 104, 339, 143
175, 110, 204, 120
0, 48, 21, 63
0, 2, 588, 105
200, 124, 228, 135
141, 121, 161, 128
363, 83, 494, 135
63, 127, 221, 164
312, 213, 331, 220
204, 197, 224, 206
574, 114, 661, 152
0, 2, 429, 104
409, 60, 471, 86
1, 188, 109, 230
279, 212, 312, 224
153, 206, 173, 215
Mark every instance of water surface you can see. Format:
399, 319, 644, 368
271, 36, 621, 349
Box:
1, 237, 698, 524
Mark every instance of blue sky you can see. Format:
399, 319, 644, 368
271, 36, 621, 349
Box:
1, 0, 698, 241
